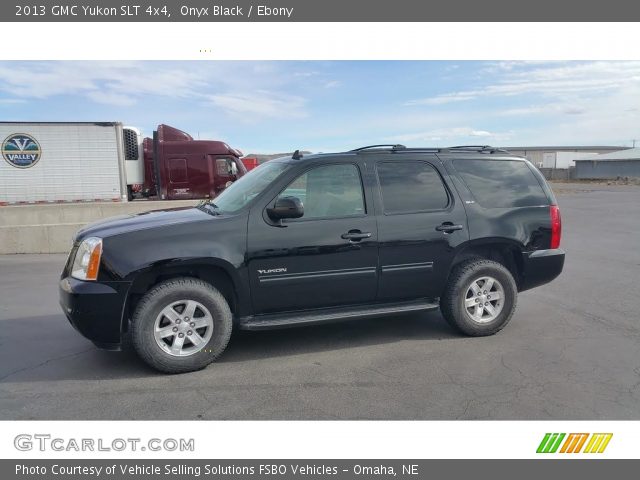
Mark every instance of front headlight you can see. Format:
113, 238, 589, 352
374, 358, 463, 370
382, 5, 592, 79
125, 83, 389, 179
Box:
71, 237, 103, 281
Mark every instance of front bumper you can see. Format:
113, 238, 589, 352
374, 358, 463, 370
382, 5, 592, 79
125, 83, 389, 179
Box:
59, 277, 131, 350
519, 248, 565, 292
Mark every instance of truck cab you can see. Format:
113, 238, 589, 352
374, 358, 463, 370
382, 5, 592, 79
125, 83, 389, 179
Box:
141, 124, 246, 200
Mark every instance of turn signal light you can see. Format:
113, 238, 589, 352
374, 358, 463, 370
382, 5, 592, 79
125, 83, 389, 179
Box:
86, 241, 102, 280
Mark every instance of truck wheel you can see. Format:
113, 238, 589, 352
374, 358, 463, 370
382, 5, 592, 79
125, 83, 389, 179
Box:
131, 277, 232, 373
126, 185, 134, 201
440, 259, 517, 336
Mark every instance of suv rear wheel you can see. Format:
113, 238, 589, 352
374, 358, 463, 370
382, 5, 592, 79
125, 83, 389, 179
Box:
131, 277, 232, 373
440, 259, 517, 336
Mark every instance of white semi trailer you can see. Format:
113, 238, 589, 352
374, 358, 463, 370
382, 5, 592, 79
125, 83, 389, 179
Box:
0, 122, 143, 204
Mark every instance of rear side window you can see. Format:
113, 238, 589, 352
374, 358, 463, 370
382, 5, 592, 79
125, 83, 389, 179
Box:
453, 159, 548, 208
377, 161, 449, 214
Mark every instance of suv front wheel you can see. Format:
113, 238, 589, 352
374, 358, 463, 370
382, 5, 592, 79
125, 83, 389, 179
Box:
440, 259, 517, 336
131, 277, 232, 373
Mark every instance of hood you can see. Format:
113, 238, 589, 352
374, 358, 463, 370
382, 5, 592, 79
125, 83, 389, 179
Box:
75, 206, 213, 241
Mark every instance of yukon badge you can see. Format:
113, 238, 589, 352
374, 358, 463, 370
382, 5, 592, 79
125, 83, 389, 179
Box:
258, 268, 287, 274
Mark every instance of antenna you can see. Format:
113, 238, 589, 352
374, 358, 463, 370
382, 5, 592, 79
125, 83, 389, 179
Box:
292, 150, 303, 160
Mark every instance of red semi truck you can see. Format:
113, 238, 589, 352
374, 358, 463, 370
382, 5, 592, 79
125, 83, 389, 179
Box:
139, 124, 247, 200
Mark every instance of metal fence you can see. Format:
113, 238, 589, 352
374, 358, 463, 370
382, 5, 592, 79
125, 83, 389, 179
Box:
537, 167, 576, 181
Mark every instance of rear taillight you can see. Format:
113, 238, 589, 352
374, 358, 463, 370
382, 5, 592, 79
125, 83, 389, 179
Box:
550, 204, 561, 249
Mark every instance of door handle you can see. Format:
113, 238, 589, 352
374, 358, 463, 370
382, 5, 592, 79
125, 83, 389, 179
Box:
435, 222, 464, 233
341, 230, 372, 241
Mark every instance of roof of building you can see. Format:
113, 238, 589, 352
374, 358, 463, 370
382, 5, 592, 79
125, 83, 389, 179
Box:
575, 148, 640, 162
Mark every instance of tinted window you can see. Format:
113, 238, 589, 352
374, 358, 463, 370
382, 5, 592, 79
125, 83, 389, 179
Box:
377, 161, 449, 214
279, 164, 365, 219
453, 159, 548, 208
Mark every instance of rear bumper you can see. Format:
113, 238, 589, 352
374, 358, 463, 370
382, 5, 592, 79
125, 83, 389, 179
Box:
519, 248, 565, 292
59, 277, 131, 350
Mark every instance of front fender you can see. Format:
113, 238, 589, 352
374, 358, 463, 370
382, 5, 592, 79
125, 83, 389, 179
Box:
96, 214, 250, 329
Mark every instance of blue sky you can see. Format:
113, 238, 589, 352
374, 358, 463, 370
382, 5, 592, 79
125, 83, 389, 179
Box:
0, 61, 638, 153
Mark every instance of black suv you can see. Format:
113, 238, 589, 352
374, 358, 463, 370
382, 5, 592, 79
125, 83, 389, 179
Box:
60, 145, 564, 373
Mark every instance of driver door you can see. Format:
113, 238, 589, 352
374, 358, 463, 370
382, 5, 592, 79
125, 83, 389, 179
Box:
247, 162, 379, 314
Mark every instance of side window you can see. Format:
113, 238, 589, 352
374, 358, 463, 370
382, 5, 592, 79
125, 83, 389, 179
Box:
216, 158, 237, 176
452, 159, 548, 208
377, 161, 449, 215
278, 164, 365, 220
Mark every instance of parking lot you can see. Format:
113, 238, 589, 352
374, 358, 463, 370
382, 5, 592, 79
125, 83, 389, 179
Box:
1, 182, 639, 420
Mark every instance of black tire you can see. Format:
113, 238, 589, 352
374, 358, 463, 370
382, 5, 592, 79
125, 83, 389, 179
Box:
440, 259, 517, 336
131, 277, 232, 373
126, 185, 134, 201
120, 330, 134, 351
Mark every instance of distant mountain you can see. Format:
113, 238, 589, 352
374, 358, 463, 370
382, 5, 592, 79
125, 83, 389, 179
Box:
243, 151, 312, 163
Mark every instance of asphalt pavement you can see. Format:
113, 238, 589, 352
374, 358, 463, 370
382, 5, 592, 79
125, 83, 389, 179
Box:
1, 182, 639, 420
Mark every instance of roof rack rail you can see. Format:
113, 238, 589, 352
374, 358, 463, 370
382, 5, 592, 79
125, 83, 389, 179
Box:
444, 145, 510, 154
350, 144, 406, 152
347, 144, 511, 155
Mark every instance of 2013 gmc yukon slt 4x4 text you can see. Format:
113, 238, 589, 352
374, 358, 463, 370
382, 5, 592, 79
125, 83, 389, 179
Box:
60, 145, 565, 373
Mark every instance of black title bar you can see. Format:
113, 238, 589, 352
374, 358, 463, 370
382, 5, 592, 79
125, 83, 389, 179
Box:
4, 0, 640, 22
4, 459, 640, 479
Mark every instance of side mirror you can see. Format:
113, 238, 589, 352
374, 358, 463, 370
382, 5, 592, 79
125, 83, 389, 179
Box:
267, 196, 304, 220
230, 161, 238, 176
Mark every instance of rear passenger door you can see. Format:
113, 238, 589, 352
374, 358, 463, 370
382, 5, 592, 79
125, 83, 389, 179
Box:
374, 158, 468, 301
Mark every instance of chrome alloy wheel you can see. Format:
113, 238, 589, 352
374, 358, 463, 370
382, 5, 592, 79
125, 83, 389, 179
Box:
153, 300, 214, 357
463, 276, 504, 324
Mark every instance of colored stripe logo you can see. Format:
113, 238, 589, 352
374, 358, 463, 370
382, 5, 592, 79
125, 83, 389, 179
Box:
537, 433, 612, 453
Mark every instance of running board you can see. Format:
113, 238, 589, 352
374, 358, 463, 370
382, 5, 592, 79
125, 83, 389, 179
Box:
238, 299, 439, 331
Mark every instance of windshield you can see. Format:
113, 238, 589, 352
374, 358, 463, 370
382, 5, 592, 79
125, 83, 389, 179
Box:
211, 161, 291, 213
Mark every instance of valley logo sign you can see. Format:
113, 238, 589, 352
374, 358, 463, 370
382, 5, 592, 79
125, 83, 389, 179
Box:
2, 133, 41, 168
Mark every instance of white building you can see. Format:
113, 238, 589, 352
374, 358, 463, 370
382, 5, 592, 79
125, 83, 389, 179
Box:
503, 146, 628, 169
575, 148, 640, 179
